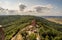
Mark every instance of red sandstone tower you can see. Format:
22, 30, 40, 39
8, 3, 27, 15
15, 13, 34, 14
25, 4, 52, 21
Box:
31, 19, 36, 26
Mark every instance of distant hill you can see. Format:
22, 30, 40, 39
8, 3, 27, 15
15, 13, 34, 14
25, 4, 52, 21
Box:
42, 16, 62, 24
42, 16, 62, 18
0, 15, 62, 40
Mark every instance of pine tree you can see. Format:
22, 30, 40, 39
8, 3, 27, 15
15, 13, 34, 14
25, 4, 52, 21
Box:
45, 35, 49, 40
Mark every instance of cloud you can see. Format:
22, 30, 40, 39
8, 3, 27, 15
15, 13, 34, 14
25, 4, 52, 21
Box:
0, 1, 2, 4
33, 4, 53, 13
0, 3, 54, 16
55, 10, 62, 16
24, 4, 53, 13
19, 4, 26, 11
0, 1, 19, 10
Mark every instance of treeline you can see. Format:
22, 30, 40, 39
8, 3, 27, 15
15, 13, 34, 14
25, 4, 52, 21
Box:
37, 22, 62, 40
3, 15, 35, 40
0, 15, 62, 40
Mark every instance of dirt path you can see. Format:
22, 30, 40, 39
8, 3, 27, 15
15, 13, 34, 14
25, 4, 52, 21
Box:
11, 33, 23, 40
11, 24, 40, 40
11, 25, 30, 40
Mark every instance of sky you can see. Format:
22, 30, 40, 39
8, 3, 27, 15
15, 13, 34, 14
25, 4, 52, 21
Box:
0, 0, 62, 16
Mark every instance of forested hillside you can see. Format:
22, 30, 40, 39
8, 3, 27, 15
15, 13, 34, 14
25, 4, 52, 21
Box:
0, 15, 62, 40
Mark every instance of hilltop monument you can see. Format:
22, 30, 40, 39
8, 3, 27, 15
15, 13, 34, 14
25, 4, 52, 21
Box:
31, 19, 36, 26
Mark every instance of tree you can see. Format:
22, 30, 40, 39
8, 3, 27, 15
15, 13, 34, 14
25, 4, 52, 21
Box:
28, 33, 36, 40
45, 35, 49, 40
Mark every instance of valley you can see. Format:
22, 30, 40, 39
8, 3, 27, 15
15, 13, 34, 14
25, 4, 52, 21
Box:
46, 18, 62, 24
0, 15, 62, 40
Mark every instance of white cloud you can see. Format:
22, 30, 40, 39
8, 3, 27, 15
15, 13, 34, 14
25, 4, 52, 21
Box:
1, 2, 61, 16
0, 1, 19, 10
55, 11, 62, 16
19, 4, 54, 16
24, 4, 53, 13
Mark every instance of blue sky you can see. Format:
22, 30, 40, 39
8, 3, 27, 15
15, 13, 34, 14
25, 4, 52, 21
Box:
0, 0, 62, 16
